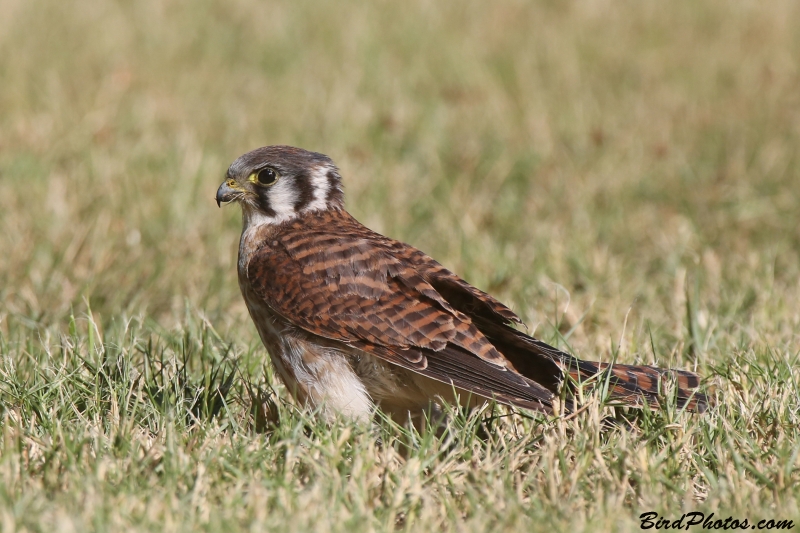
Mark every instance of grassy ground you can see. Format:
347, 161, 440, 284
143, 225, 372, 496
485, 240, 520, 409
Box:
1, 0, 799, 531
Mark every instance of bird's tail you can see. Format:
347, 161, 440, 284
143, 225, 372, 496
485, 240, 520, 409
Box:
558, 358, 710, 412
474, 318, 711, 413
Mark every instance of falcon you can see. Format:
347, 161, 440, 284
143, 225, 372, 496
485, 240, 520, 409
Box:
216, 145, 708, 425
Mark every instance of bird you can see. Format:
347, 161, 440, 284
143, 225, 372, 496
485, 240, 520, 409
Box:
216, 145, 708, 426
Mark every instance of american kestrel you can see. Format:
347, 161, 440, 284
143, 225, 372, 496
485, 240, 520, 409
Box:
216, 146, 708, 425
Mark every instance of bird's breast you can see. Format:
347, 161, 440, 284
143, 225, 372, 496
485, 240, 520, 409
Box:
237, 221, 281, 275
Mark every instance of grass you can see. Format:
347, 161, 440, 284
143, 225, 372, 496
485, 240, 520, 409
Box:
1, 0, 799, 530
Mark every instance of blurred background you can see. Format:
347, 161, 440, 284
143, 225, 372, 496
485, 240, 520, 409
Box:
2, 1, 800, 530
1, 0, 799, 361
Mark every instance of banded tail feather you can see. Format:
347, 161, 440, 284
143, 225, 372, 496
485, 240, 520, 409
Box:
559, 359, 709, 412
472, 316, 710, 413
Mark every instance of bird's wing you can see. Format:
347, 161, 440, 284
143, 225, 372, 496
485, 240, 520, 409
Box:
414, 261, 710, 412
410, 259, 709, 412
245, 210, 556, 412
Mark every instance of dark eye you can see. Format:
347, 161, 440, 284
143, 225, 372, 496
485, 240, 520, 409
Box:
257, 167, 278, 185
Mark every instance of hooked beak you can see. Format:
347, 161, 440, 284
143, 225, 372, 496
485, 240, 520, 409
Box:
216, 180, 239, 207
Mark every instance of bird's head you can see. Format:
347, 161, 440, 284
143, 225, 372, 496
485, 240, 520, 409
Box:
216, 145, 344, 226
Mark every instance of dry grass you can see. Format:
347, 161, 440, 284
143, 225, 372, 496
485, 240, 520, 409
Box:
1, 0, 799, 531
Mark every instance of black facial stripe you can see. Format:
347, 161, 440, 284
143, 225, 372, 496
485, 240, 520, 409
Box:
326, 170, 343, 204
257, 189, 277, 217
294, 172, 315, 211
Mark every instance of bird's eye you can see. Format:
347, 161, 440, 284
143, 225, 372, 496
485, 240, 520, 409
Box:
256, 167, 279, 185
